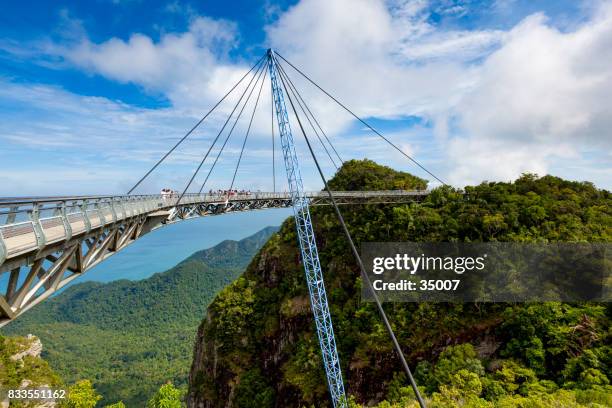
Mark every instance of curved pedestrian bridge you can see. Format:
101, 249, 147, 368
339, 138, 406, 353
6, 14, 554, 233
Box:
0, 190, 427, 326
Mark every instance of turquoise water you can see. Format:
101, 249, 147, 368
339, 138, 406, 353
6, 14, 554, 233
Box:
74, 209, 292, 283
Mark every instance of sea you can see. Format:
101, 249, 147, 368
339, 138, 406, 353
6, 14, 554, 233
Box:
0, 209, 292, 290
83, 208, 292, 283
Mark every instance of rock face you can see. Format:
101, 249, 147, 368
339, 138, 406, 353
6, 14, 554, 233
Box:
1, 335, 56, 408
9, 334, 42, 361
188, 228, 317, 407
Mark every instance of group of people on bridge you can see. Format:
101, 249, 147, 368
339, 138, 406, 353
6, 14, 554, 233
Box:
160, 188, 178, 199
208, 189, 253, 196
160, 188, 255, 200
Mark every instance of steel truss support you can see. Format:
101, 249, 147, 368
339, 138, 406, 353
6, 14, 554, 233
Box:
0, 217, 146, 326
268, 49, 347, 407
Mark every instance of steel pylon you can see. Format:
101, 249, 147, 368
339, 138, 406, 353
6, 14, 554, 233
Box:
267, 49, 347, 407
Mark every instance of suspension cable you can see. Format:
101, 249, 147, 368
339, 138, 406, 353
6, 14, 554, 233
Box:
275, 52, 445, 186
198, 64, 267, 194
276, 61, 343, 165
275, 55, 427, 408
126, 55, 266, 195
175, 59, 266, 206
229, 69, 268, 192
276, 62, 339, 170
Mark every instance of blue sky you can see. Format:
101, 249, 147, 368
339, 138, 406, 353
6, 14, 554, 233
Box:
0, 0, 610, 195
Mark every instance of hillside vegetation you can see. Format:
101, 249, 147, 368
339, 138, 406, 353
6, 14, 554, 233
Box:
2, 226, 278, 406
0, 334, 115, 407
188, 159, 611, 407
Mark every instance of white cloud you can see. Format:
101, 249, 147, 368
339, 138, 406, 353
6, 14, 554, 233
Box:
0, 77, 306, 196
390, 0, 506, 62
265, 0, 476, 139
40, 15, 247, 112
1, 0, 611, 193
398, 30, 505, 61
265, 0, 612, 188
446, 4, 612, 186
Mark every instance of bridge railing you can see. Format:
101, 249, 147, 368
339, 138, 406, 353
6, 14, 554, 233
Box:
0, 190, 426, 224
0, 195, 156, 262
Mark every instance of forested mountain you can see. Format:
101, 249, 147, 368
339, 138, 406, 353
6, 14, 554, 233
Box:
188, 159, 611, 408
2, 226, 278, 407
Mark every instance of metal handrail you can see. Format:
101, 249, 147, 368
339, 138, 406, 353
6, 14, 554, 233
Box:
0, 189, 429, 266
0, 189, 428, 206
0, 190, 430, 227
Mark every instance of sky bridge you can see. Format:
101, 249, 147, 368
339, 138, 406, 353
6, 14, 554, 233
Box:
0, 189, 427, 327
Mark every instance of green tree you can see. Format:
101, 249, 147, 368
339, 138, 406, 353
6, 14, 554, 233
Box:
147, 383, 184, 408
416, 344, 485, 393
60, 380, 102, 408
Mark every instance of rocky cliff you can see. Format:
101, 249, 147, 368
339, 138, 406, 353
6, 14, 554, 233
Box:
0, 334, 61, 407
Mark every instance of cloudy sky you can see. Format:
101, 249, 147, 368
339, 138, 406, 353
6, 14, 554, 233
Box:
0, 0, 610, 195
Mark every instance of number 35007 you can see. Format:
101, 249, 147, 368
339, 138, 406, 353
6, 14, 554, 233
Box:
419, 280, 460, 291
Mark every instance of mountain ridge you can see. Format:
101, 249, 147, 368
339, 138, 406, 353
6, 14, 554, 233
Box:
3, 225, 280, 406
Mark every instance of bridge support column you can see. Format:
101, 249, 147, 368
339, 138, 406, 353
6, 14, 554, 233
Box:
268, 49, 347, 408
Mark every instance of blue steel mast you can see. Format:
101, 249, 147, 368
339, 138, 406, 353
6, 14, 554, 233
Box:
267, 49, 347, 407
